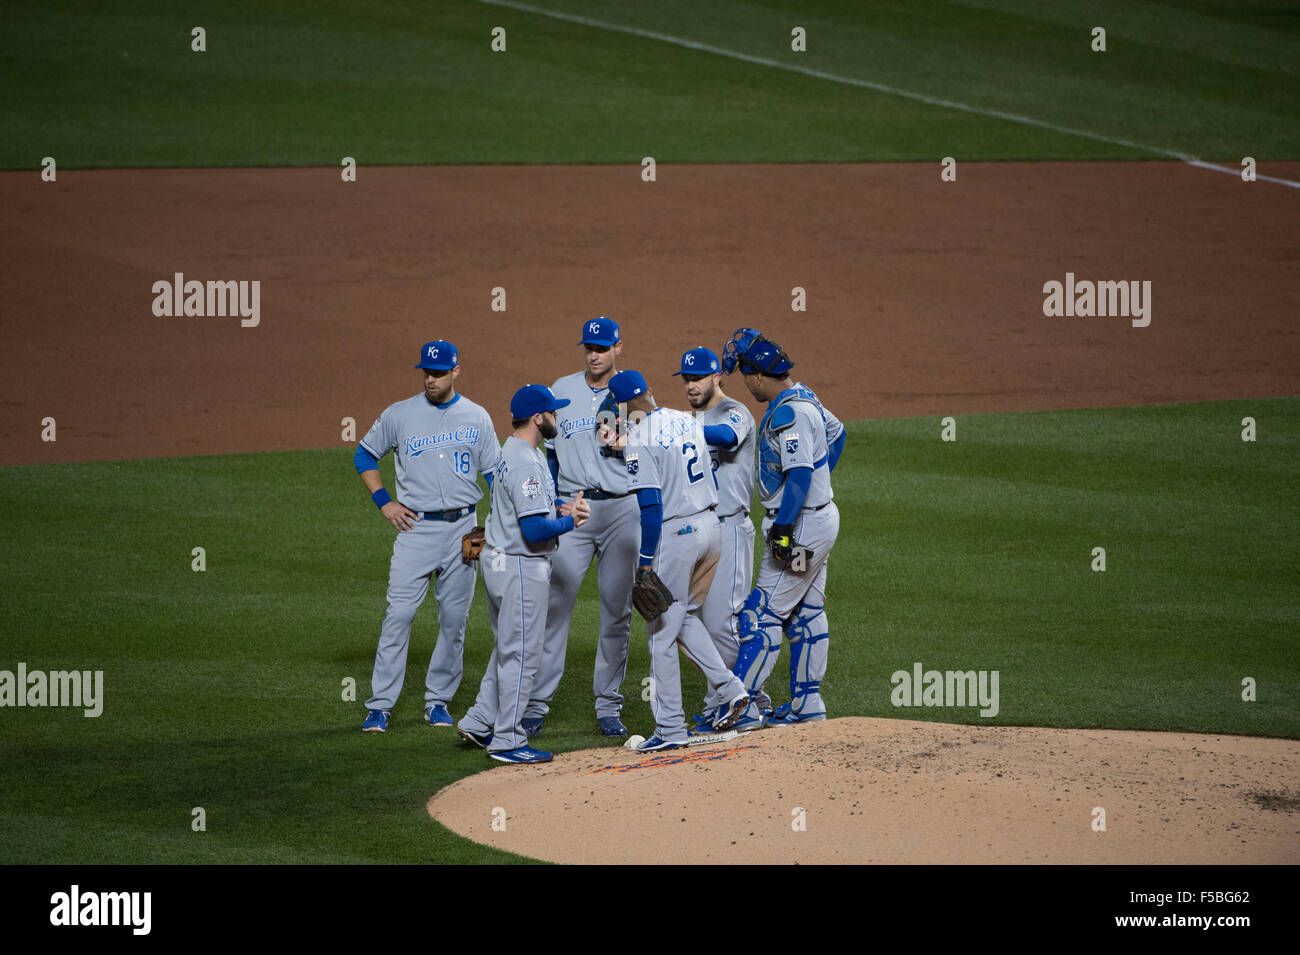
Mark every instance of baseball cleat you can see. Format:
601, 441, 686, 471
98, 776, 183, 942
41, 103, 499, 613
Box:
635, 734, 687, 752
731, 712, 768, 733
766, 702, 826, 726
425, 703, 454, 727
521, 717, 544, 739
456, 724, 493, 749
361, 709, 390, 733
713, 693, 749, 731
489, 745, 553, 764
597, 716, 628, 737
691, 705, 721, 727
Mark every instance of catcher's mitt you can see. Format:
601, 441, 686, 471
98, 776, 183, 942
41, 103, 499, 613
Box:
768, 523, 796, 562
768, 523, 813, 565
461, 526, 486, 564
632, 566, 673, 622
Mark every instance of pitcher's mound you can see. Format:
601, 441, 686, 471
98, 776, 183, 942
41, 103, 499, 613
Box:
427, 718, 1300, 864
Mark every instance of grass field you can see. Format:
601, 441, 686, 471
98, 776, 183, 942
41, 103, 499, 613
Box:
2, 0, 1295, 867
1, 397, 1295, 863
3, 0, 1298, 168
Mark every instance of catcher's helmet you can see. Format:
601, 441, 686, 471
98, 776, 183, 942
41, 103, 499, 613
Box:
720, 327, 795, 376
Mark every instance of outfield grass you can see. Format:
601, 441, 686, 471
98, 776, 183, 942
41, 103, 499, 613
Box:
830, 398, 1299, 736
0, 397, 1295, 863
2, 0, 1296, 169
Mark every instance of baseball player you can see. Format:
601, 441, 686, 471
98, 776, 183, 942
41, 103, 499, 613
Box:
720, 328, 846, 728
455, 385, 590, 763
611, 370, 750, 752
356, 340, 501, 733
673, 347, 761, 732
523, 318, 640, 738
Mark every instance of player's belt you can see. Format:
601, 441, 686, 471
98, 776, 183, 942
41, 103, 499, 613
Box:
765, 502, 831, 518
419, 506, 475, 522
579, 489, 629, 501
671, 505, 716, 535
717, 510, 747, 523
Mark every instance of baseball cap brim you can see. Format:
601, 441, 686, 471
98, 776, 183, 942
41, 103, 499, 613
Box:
511, 385, 571, 418
608, 370, 650, 402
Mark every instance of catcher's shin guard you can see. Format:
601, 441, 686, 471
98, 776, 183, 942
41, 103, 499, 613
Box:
732, 587, 784, 694
786, 603, 828, 717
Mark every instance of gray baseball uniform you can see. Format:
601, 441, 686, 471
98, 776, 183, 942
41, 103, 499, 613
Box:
734, 383, 842, 722
626, 407, 748, 742
526, 371, 639, 722
360, 393, 501, 713
459, 436, 570, 753
695, 396, 757, 715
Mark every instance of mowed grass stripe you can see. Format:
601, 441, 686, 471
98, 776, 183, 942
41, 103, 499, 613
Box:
469, 0, 1193, 167
2, 0, 1297, 168
485, 0, 1300, 161
0, 397, 1295, 863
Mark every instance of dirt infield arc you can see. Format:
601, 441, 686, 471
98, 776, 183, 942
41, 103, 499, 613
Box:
428, 718, 1300, 865
3, 161, 1298, 466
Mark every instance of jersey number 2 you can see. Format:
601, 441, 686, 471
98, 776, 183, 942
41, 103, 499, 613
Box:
683, 442, 703, 484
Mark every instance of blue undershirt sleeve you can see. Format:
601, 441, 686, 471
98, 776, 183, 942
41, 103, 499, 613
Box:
636, 487, 663, 567
702, 424, 738, 449
774, 466, 812, 525
827, 431, 845, 472
354, 445, 379, 473
520, 513, 575, 544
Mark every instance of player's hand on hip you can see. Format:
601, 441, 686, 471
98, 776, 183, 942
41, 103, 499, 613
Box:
382, 501, 418, 532
568, 490, 590, 528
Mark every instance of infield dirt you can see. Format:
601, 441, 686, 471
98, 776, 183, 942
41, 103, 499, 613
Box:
429, 717, 1300, 864
3, 161, 1298, 465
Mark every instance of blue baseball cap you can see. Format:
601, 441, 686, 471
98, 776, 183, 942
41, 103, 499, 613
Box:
609, 370, 649, 402
578, 317, 620, 346
415, 340, 459, 371
510, 384, 570, 419
673, 346, 721, 377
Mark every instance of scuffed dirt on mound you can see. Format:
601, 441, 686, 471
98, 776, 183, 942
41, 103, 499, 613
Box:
428, 718, 1300, 864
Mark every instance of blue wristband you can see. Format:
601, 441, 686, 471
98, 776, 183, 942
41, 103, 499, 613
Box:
371, 487, 392, 509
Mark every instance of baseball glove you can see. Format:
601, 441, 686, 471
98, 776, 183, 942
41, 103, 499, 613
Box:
632, 567, 674, 622
768, 523, 813, 564
460, 526, 486, 564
